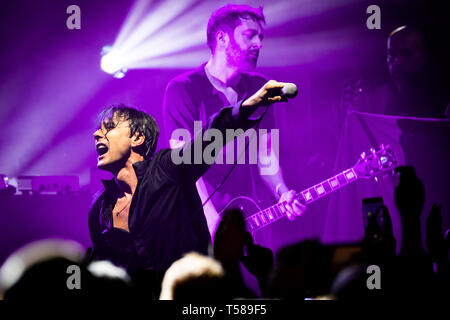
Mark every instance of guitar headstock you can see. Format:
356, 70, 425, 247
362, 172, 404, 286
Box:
354, 144, 397, 179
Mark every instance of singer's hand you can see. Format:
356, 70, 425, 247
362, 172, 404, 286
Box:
242, 80, 289, 108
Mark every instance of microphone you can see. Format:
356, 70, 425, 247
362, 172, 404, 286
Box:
281, 83, 298, 98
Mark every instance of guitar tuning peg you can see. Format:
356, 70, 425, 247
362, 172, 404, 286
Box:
379, 144, 385, 149
374, 176, 378, 182
370, 147, 376, 154
360, 152, 366, 159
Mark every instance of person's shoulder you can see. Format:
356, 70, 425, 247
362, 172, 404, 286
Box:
151, 148, 172, 160
148, 148, 175, 170
166, 64, 208, 90
147, 148, 181, 181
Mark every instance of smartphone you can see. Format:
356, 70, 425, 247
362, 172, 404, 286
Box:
362, 197, 385, 241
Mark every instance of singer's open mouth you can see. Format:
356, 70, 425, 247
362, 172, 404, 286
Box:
96, 143, 108, 156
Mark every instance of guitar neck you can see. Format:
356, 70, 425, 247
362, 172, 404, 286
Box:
245, 167, 359, 233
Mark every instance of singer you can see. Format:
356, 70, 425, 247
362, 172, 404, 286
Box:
88, 80, 293, 297
162, 4, 305, 247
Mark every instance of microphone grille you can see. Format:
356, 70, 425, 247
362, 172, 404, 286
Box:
282, 83, 298, 98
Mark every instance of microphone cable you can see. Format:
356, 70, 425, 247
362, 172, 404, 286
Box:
200, 105, 270, 212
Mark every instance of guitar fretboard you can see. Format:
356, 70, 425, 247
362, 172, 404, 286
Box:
245, 167, 358, 233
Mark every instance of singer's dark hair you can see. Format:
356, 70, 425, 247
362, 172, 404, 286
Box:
207, 4, 265, 53
96, 104, 159, 159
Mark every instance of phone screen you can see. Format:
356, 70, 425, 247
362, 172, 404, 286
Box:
362, 197, 385, 241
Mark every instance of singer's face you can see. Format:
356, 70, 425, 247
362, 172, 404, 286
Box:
93, 115, 132, 173
226, 18, 264, 71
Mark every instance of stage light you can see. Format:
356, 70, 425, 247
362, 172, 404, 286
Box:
100, 45, 128, 78
100, 52, 122, 74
